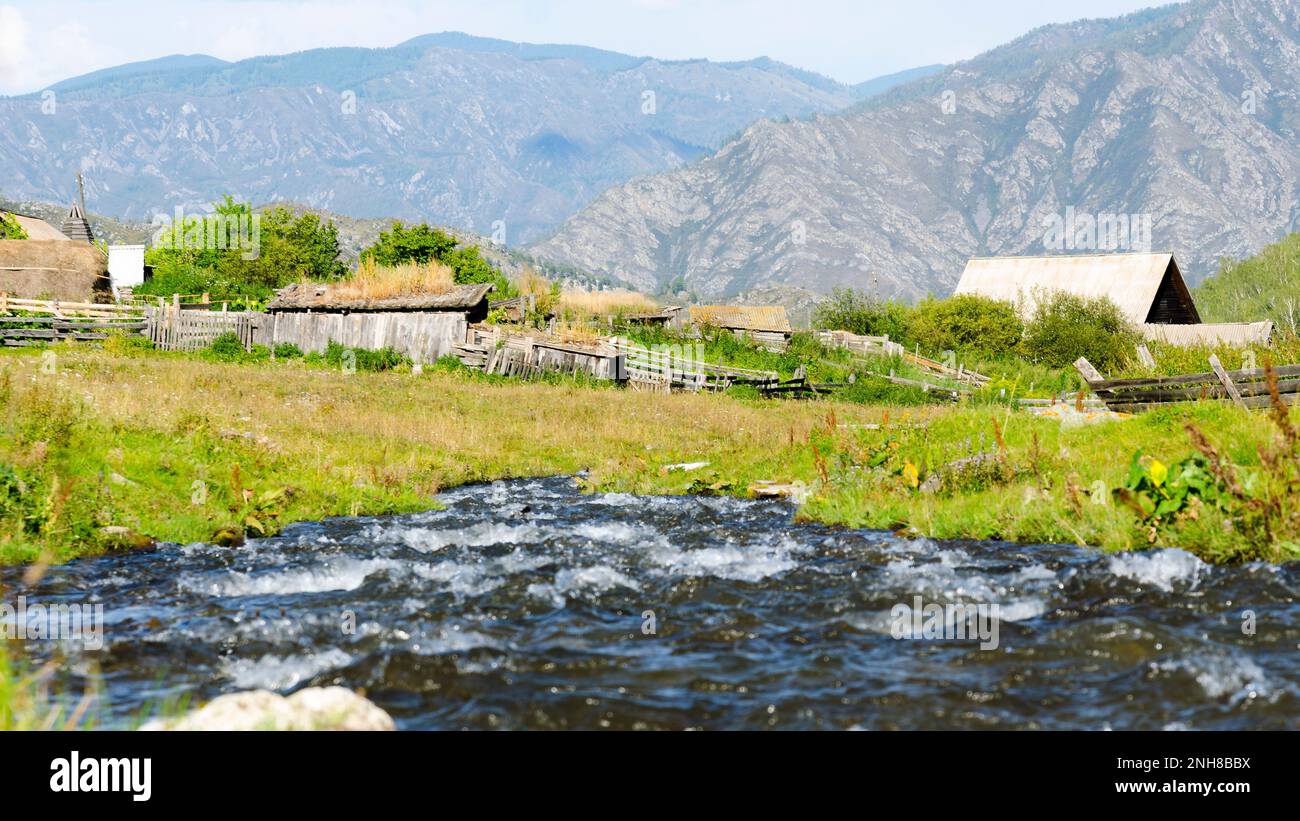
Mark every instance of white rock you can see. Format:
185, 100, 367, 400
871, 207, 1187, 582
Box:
139, 687, 395, 731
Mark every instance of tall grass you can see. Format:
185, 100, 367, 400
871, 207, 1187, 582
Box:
327, 259, 456, 301
559, 288, 658, 319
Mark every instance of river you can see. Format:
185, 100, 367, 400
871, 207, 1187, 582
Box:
4, 477, 1298, 729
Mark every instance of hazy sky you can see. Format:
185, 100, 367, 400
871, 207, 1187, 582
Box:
0, 0, 1168, 95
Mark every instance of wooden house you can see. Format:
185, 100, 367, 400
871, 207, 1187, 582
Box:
954, 253, 1270, 346
688, 305, 793, 351
261, 281, 493, 363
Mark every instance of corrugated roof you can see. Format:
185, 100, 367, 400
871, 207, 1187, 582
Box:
267, 281, 493, 312
1141, 321, 1274, 347
954, 253, 1194, 325
689, 305, 792, 333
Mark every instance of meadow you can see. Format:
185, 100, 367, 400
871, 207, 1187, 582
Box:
1, 339, 1296, 569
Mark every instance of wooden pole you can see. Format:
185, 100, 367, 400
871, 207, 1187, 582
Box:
1209, 354, 1247, 409
1074, 357, 1104, 386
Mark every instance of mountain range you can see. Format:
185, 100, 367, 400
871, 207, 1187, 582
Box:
0, 32, 937, 246
532, 0, 1300, 301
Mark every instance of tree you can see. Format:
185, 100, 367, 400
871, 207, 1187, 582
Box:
1021, 291, 1137, 370
359, 222, 458, 267
908, 294, 1023, 358
0, 213, 28, 240
139, 197, 345, 302
812, 287, 913, 342
359, 221, 512, 294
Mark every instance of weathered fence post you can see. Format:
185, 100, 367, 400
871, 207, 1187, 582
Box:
1136, 344, 1156, 369
1209, 354, 1247, 409
1074, 357, 1103, 386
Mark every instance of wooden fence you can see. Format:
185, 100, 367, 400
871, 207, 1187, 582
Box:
814, 330, 905, 357
610, 338, 779, 391
815, 329, 990, 387
0, 295, 147, 346
146, 307, 258, 352
456, 326, 625, 380
1075, 356, 1300, 413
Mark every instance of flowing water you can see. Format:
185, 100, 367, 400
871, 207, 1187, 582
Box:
5, 477, 1299, 729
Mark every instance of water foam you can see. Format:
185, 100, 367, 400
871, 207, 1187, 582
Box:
1108, 549, 1205, 592
184, 558, 399, 597
222, 647, 353, 690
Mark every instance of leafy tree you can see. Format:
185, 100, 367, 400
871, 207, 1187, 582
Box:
359, 221, 512, 294
908, 294, 1023, 358
359, 222, 458, 266
1194, 233, 1300, 334
1021, 291, 1137, 370
812, 287, 913, 342
139, 197, 345, 303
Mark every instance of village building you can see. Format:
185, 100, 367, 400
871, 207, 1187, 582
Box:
261, 281, 494, 363
687, 305, 793, 351
954, 252, 1273, 346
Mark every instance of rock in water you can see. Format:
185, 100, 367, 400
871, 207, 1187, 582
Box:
139, 687, 395, 731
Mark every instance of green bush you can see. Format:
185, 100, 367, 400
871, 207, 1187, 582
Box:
205, 332, 247, 362
813, 288, 913, 342
1021, 291, 1137, 371
103, 332, 155, 357
323, 340, 410, 372
273, 342, 304, 359
359, 221, 514, 296
908, 294, 1023, 358
837, 377, 934, 406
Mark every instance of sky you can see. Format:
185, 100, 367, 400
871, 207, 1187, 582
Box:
0, 0, 1168, 96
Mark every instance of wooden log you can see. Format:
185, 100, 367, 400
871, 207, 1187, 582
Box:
1209, 354, 1247, 409
1074, 357, 1105, 386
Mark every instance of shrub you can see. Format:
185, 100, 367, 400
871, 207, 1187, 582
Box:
205, 332, 247, 362
813, 288, 912, 342
908, 294, 1023, 358
358, 221, 513, 296
15, 391, 81, 448
103, 332, 154, 357
273, 343, 304, 359
1021, 291, 1137, 371
323, 340, 410, 372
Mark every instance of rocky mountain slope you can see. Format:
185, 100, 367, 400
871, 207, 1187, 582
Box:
0, 33, 933, 245
532, 0, 1300, 301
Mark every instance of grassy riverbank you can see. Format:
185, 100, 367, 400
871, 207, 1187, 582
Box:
1, 344, 1297, 569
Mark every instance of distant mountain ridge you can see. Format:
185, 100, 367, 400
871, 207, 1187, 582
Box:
532, 0, 1300, 301
0, 33, 930, 245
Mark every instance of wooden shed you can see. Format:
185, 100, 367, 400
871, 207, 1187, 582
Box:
688, 305, 793, 351
261, 281, 494, 363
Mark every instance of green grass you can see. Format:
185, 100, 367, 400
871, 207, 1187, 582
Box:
1, 341, 1297, 568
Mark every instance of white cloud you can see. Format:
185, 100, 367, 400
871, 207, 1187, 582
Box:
0, 5, 35, 92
